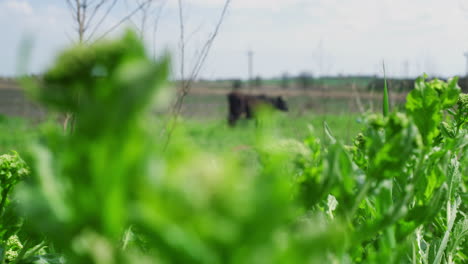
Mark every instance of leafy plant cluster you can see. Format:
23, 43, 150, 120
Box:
294, 75, 467, 263
0, 31, 466, 263
0, 152, 59, 263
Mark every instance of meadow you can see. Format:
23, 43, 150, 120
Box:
0, 31, 466, 264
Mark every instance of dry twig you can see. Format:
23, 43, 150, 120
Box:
162, 0, 231, 150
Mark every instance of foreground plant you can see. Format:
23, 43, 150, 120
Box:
294, 75, 467, 263
0, 152, 60, 263
14, 30, 467, 264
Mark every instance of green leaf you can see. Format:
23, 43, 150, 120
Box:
439, 77, 461, 109
447, 156, 461, 201
433, 197, 461, 264
323, 121, 337, 144
448, 217, 468, 258
382, 62, 389, 117
367, 113, 419, 180
440, 122, 456, 139
398, 186, 447, 240
406, 76, 442, 145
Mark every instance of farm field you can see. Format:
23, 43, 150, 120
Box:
0, 31, 466, 264
0, 78, 407, 118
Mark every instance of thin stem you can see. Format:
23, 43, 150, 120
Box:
93, 1, 149, 42
350, 180, 373, 217
152, 0, 167, 60
86, 0, 119, 42
382, 61, 390, 117
178, 0, 185, 90
0, 185, 12, 216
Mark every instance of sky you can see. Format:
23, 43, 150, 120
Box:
2, 0, 468, 79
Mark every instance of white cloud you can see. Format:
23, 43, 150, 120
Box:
4, 0, 33, 15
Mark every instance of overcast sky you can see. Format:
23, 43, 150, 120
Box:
2, 0, 468, 79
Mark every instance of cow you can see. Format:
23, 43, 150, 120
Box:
227, 91, 288, 126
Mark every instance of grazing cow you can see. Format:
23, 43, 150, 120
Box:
227, 91, 288, 126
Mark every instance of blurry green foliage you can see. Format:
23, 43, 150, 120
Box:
406, 75, 461, 145
0, 30, 464, 264
0, 116, 35, 154
0, 151, 28, 212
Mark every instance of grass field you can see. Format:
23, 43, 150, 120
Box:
0, 78, 382, 154
0, 115, 36, 153
181, 113, 362, 151
1, 111, 362, 154
0, 79, 391, 155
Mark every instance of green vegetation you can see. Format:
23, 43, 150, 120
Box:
0, 31, 466, 263
0, 152, 58, 263
0, 116, 35, 154
181, 114, 362, 152
382, 64, 389, 117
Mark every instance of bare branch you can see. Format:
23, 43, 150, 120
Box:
64, 30, 75, 43
188, 0, 231, 88
84, 0, 108, 31
121, 0, 154, 39
67, 4, 79, 23
172, 0, 231, 112
178, 0, 185, 88
123, 0, 139, 34
164, 0, 231, 150
152, 0, 167, 59
125, 0, 154, 38
65, 0, 78, 15
185, 22, 205, 46
75, 0, 84, 42
85, 0, 118, 42
139, 0, 154, 38
81, 0, 88, 39
90, 0, 150, 42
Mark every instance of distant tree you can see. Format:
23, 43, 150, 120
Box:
297, 72, 314, 89
254, 76, 263, 88
458, 77, 468, 93
281, 72, 290, 89
232, 79, 243, 90
366, 78, 415, 92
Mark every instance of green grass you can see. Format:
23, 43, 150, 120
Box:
0, 115, 35, 153
0, 112, 361, 157
177, 113, 362, 171
181, 113, 362, 153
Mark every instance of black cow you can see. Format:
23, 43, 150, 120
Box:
227, 91, 288, 126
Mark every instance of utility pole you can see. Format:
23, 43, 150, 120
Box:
464, 52, 468, 77
403, 60, 409, 78
247, 50, 253, 90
